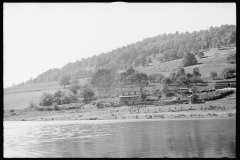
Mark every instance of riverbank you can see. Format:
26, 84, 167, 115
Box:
4, 95, 236, 121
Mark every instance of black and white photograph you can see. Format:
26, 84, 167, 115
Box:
3, 2, 236, 158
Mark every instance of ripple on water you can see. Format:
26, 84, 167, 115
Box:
4, 119, 236, 158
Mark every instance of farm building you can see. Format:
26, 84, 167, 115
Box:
142, 84, 162, 95
119, 86, 141, 105
168, 84, 192, 92
214, 80, 236, 89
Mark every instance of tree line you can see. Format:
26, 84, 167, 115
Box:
16, 24, 235, 87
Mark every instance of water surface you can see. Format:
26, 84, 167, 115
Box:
4, 118, 236, 158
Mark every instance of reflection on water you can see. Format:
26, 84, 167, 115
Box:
4, 118, 235, 158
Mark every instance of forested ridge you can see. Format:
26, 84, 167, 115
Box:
16, 24, 235, 87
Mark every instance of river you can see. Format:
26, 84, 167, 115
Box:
4, 118, 236, 158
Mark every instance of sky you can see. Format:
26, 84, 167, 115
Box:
3, 3, 236, 88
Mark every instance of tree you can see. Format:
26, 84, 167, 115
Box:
140, 54, 147, 66
221, 67, 236, 79
198, 52, 204, 58
192, 67, 201, 77
177, 68, 185, 77
141, 94, 147, 101
161, 77, 171, 85
183, 52, 197, 67
79, 85, 95, 102
156, 74, 165, 83
58, 74, 71, 89
132, 58, 140, 67
39, 93, 54, 106
69, 80, 81, 94
190, 77, 203, 85
186, 73, 193, 80
148, 57, 152, 63
216, 40, 222, 49
226, 53, 236, 64
148, 74, 157, 83
177, 76, 189, 85
54, 90, 65, 99
161, 84, 169, 93
210, 71, 217, 80
127, 72, 148, 84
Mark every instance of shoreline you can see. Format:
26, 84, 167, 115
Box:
4, 97, 236, 121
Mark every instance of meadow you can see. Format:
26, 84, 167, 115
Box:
4, 77, 91, 110
4, 77, 91, 94
136, 47, 236, 78
4, 89, 58, 111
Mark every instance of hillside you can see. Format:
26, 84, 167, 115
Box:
15, 24, 235, 87
135, 58, 183, 76
4, 77, 90, 94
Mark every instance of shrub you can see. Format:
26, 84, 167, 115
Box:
39, 93, 54, 106
60, 95, 71, 104
69, 83, 81, 94
183, 52, 197, 67
198, 52, 204, 58
28, 102, 38, 109
54, 90, 65, 99
210, 71, 217, 80
141, 94, 147, 101
79, 85, 95, 102
221, 67, 236, 79
54, 105, 60, 111
226, 53, 236, 64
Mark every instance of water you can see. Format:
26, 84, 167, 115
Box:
4, 118, 236, 158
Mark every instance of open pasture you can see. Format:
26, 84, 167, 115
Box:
4, 89, 58, 111
4, 77, 91, 94
184, 63, 236, 77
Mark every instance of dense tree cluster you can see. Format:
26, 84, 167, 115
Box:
18, 24, 235, 86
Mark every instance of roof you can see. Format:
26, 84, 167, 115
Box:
214, 80, 236, 83
121, 86, 141, 92
119, 95, 140, 98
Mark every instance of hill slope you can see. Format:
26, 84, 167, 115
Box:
14, 24, 235, 87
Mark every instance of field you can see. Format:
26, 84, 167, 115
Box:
184, 47, 236, 77
135, 58, 183, 75
4, 77, 91, 110
4, 77, 91, 94
4, 89, 58, 111
136, 47, 236, 78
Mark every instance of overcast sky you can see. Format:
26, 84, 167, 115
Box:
3, 3, 236, 88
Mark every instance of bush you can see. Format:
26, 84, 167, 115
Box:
198, 52, 204, 58
183, 52, 197, 67
39, 93, 54, 106
226, 53, 236, 64
79, 85, 95, 102
54, 90, 65, 98
69, 83, 81, 94
54, 105, 60, 111
28, 102, 38, 109
221, 67, 236, 79
210, 71, 217, 80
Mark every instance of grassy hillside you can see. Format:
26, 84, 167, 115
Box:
135, 58, 183, 76
4, 77, 91, 94
184, 47, 236, 77
4, 77, 91, 110
135, 47, 236, 78
4, 89, 57, 110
